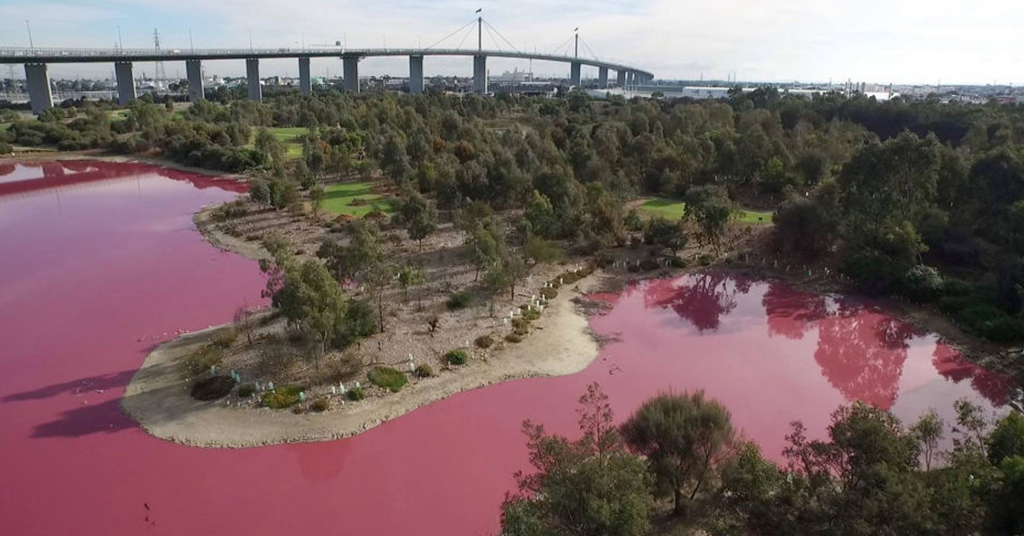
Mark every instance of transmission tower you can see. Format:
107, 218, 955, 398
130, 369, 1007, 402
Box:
153, 28, 166, 82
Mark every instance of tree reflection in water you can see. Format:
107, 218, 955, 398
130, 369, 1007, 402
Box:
643, 273, 747, 333
618, 273, 1008, 412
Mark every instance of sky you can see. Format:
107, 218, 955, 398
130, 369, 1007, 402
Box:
0, 0, 1021, 85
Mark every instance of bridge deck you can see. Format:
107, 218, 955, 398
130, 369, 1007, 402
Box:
0, 47, 653, 79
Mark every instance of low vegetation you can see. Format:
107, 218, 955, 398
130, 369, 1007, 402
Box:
261, 385, 304, 409
190, 375, 236, 401
446, 349, 468, 366
367, 366, 408, 392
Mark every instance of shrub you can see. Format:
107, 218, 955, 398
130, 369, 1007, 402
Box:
697, 254, 715, 266
446, 349, 468, 366
191, 375, 236, 401
505, 333, 523, 343
333, 299, 378, 348
896, 265, 944, 303
321, 355, 362, 384
211, 328, 239, 349
262, 385, 304, 409
183, 345, 224, 377
475, 334, 494, 348
446, 290, 474, 310
0, 140, 12, 154
414, 364, 435, 378
521, 308, 541, 321
668, 256, 686, 268
346, 386, 365, 401
979, 315, 1024, 344
540, 287, 558, 300
368, 366, 408, 392
310, 398, 331, 412
639, 258, 660, 271
237, 383, 257, 398
841, 250, 900, 295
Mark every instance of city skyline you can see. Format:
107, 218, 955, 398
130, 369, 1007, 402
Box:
1, 0, 1022, 85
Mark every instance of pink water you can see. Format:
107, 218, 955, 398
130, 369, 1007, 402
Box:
0, 161, 1010, 535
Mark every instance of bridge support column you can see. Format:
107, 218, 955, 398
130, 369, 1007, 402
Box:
246, 58, 262, 102
409, 55, 424, 94
598, 67, 608, 89
24, 63, 53, 115
186, 59, 204, 101
570, 61, 581, 87
114, 61, 136, 106
343, 55, 360, 93
616, 69, 627, 87
298, 57, 312, 94
473, 55, 487, 94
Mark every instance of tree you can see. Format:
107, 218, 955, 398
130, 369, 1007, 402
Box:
501, 383, 654, 536
396, 190, 438, 249
838, 132, 943, 262
308, 184, 325, 217
644, 217, 688, 256
272, 259, 347, 368
684, 184, 732, 252
254, 127, 286, 169
911, 409, 943, 471
466, 221, 499, 281
621, 391, 736, 516
397, 265, 426, 308
379, 131, 410, 186
524, 190, 557, 238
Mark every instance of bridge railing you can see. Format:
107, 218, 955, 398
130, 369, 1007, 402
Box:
0, 47, 653, 78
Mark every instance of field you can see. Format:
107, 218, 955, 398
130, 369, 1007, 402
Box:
267, 127, 306, 159
321, 181, 393, 217
639, 197, 773, 225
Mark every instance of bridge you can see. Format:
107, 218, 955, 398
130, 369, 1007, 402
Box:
0, 17, 655, 114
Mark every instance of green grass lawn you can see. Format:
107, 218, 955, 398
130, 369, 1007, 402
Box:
267, 127, 306, 159
639, 197, 773, 225
322, 181, 393, 217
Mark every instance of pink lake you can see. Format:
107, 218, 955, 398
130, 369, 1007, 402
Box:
0, 160, 1010, 535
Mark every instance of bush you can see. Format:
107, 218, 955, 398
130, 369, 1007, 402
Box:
183, 345, 224, 377
521, 308, 541, 321
446, 290, 474, 310
895, 265, 944, 303
210, 328, 239, 349
310, 398, 331, 412
237, 383, 256, 398
540, 287, 558, 300
346, 386, 365, 401
0, 140, 11, 154
191, 375, 236, 401
414, 364, 435, 378
333, 299, 378, 348
697, 254, 715, 266
841, 250, 900, 296
368, 366, 408, 392
446, 349, 468, 366
475, 334, 494, 348
639, 258, 660, 271
505, 333, 523, 343
668, 256, 686, 268
262, 385, 304, 409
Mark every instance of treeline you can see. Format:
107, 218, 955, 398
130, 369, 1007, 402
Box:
502, 384, 1024, 536
5, 88, 1024, 341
